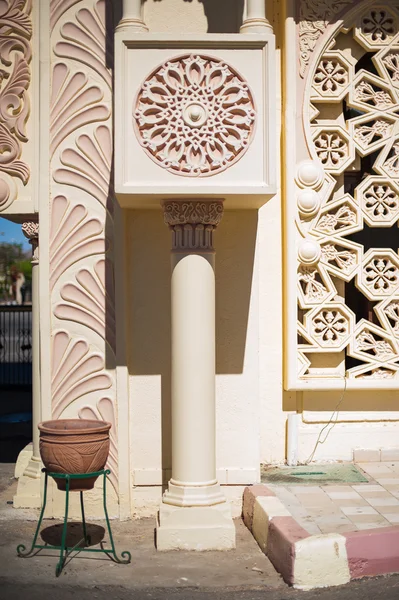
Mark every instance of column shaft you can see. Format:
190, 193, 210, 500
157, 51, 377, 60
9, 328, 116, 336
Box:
118, 0, 148, 31
171, 252, 216, 486
240, 0, 272, 33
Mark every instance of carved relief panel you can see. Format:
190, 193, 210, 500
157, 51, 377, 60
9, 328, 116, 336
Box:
0, 0, 33, 213
285, 0, 399, 389
114, 32, 276, 207
50, 0, 119, 493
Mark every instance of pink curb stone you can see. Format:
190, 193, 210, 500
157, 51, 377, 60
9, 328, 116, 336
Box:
345, 526, 399, 579
267, 516, 310, 586
242, 485, 276, 531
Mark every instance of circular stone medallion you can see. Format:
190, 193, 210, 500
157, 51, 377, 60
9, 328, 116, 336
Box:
133, 54, 256, 177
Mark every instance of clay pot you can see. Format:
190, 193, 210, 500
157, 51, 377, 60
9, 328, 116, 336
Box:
38, 419, 111, 491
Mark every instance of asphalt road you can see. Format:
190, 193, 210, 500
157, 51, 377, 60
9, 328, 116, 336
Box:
2, 576, 399, 600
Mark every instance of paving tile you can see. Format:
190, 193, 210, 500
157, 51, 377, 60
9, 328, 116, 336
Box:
318, 523, 355, 534
313, 514, 352, 525
351, 484, 386, 493
378, 505, 399, 514
321, 485, 355, 493
306, 507, 342, 518
325, 491, 363, 500
383, 514, 399, 523
348, 514, 390, 526
355, 521, 390, 530
357, 464, 393, 474
341, 506, 379, 516
356, 491, 394, 499
294, 494, 335, 508
366, 496, 399, 507
330, 497, 369, 508
375, 478, 399, 484
287, 486, 324, 494
354, 450, 380, 462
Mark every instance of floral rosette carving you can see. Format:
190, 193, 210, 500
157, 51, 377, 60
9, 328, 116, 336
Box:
133, 54, 256, 177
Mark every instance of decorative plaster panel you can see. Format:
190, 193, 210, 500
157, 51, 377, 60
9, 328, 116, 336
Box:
114, 33, 276, 207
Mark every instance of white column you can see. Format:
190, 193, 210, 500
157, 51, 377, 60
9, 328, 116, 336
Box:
14, 221, 42, 508
117, 0, 148, 31
240, 0, 273, 33
156, 200, 235, 551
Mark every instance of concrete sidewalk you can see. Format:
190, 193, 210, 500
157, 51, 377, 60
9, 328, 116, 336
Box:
243, 461, 399, 589
0, 465, 284, 591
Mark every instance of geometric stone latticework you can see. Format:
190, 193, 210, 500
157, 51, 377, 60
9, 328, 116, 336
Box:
293, 2, 399, 385
133, 54, 256, 177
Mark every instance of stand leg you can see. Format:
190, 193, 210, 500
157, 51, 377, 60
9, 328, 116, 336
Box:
56, 475, 70, 577
17, 469, 47, 557
80, 491, 90, 546
103, 470, 131, 564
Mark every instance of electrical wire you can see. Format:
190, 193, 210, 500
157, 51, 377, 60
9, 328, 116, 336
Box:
304, 375, 347, 464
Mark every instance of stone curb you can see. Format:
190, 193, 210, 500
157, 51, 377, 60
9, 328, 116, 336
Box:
243, 485, 399, 590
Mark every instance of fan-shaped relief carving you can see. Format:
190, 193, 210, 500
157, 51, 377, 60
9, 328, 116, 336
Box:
0, 0, 32, 202
51, 330, 112, 419
133, 54, 256, 177
54, 0, 112, 90
54, 125, 113, 211
50, 0, 81, 32
50, 195, 107, 287
54, 258, 116, 351
79, 397, 118, 493
50, 62, 110, 155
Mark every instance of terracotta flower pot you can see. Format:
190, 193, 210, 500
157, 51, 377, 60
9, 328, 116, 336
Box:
38, 419, 111, 491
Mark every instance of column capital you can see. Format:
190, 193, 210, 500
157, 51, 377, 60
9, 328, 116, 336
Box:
22, 221, 39, 265
162, 199, 224, 252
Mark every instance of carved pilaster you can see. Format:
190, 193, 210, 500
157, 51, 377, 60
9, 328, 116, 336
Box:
162, 200, 224, 252
22, 221, 38, 264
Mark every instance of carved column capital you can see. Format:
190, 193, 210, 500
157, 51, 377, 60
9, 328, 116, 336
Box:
22, 220, 39, 264
162, 200, 224, 252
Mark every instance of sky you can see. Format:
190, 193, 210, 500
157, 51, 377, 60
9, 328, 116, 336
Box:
0, 217, 31, 251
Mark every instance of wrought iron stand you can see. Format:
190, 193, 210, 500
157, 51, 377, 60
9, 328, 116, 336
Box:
17, 468, 131, 577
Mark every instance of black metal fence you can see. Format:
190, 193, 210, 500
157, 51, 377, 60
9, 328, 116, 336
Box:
0, 305, 32, 386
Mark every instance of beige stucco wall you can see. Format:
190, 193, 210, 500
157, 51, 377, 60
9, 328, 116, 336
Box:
123, 1, 399, 505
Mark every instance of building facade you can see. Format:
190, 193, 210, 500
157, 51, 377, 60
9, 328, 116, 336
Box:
3, 0, 399, 548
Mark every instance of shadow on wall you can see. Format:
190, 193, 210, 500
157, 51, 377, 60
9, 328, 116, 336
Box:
127, 210, 257, 479
143, 0, 244, 33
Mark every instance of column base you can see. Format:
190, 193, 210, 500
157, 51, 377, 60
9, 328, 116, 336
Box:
13, 457, 43, 509
115, 18, 149, 32
156, 501, 236, 551
14, 443, 33, 479
163, 480, 227, 507
240, 18, 273, 33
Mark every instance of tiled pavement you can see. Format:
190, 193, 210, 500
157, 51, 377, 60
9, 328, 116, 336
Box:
267, 461, 399, 536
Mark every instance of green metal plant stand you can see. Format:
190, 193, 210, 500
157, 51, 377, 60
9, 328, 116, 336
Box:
17, 468, 131, 577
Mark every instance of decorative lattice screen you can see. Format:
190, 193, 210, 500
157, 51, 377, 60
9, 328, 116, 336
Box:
285, 1, 399, 389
